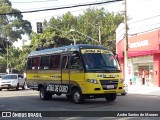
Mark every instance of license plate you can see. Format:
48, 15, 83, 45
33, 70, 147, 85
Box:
106, 85, 114, 89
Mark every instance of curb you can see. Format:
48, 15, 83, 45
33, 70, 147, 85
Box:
126, 85, 160, 96
127, 92, 160, 97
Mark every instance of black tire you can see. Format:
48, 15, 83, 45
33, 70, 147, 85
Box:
105, 93, 117, 102
0, 88, 2, 91
66, 95, 72, 99
72, 88, 83, 104
40, 87, 52, 100
16, 83, 19, 90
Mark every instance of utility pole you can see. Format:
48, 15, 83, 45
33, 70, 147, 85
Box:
98, 22, 101, 45
124, 0, 129, 83
7, 41, 8, 69
86, 22, 101, 45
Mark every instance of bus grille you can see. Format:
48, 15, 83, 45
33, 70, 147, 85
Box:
100, 80, 118, 90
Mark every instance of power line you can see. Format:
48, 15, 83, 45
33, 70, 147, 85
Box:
11, 0, 57, 3
129, 22, 160, 30
129, 27, 160, 36
0, 0, 123, 15
28, 7, 85, 22
116, 16, 160, 39
11, 1, 111, 12
128, 14, 160, 25
22, 1, 123, 23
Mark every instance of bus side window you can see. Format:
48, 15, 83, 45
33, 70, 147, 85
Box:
71, 57, 83, 70
32, 57, 40, 70
50, 55, 60, 69
27, 58, 32, 69
70, 51, 83, 70
40, 56, 50, 70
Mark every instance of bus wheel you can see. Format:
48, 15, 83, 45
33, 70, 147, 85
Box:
72, 88, 83, 104
105, 93, 116, 102
40, 87, 52, 100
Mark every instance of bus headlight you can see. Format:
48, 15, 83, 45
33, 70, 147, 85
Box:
86, 79, 98, 84
119, 79, 124, 83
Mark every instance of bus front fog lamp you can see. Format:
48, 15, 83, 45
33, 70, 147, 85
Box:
86, 79, 98, 84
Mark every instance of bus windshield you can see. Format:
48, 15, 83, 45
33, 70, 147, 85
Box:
81, 49, 121, 72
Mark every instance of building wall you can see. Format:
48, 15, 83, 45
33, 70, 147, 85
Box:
116, 29, 160, 87
117, 30, 160, 58
154, 53, 160, 87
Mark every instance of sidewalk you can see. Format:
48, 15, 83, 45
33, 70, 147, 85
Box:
127, 85, 160, 96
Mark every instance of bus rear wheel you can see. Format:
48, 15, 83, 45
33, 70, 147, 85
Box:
105, 93, 116, 102
72, 88, 83, 104
40, 87, 52, 100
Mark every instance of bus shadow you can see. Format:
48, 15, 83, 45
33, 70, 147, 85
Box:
51, 95, 116, 105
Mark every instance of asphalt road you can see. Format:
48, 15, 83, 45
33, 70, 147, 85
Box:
0, 89, 160, 120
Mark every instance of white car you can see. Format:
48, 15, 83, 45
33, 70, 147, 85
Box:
0, 74, 26, 91
0, 73, 6, 80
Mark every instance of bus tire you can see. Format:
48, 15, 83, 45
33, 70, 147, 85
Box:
40, 87, 52, 100
105, 93, 116, 102
72, 88, 83, 104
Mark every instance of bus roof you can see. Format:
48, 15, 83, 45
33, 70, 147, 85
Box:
28, 44, 109, 57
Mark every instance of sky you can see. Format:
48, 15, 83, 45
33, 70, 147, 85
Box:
9, 0, 160, 47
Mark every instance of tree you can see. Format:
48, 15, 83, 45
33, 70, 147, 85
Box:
0, 0, 32, 71
37, 8, 124, 51
77, 8, 124, 51
0, 0, 32, 53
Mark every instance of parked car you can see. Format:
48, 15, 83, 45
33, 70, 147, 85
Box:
121, 83, 128, 95
0, 73, 6, 80
0, 74, 26, 91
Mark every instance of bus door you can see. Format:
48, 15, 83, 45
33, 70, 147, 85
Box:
70, 52, 85, 87
61, 54, 70, 85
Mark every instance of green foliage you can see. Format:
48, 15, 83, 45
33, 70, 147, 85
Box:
0, 0, 32, 72
31, 8, 123, 50
0, 57, 6, 73
0, 0, 32, 50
